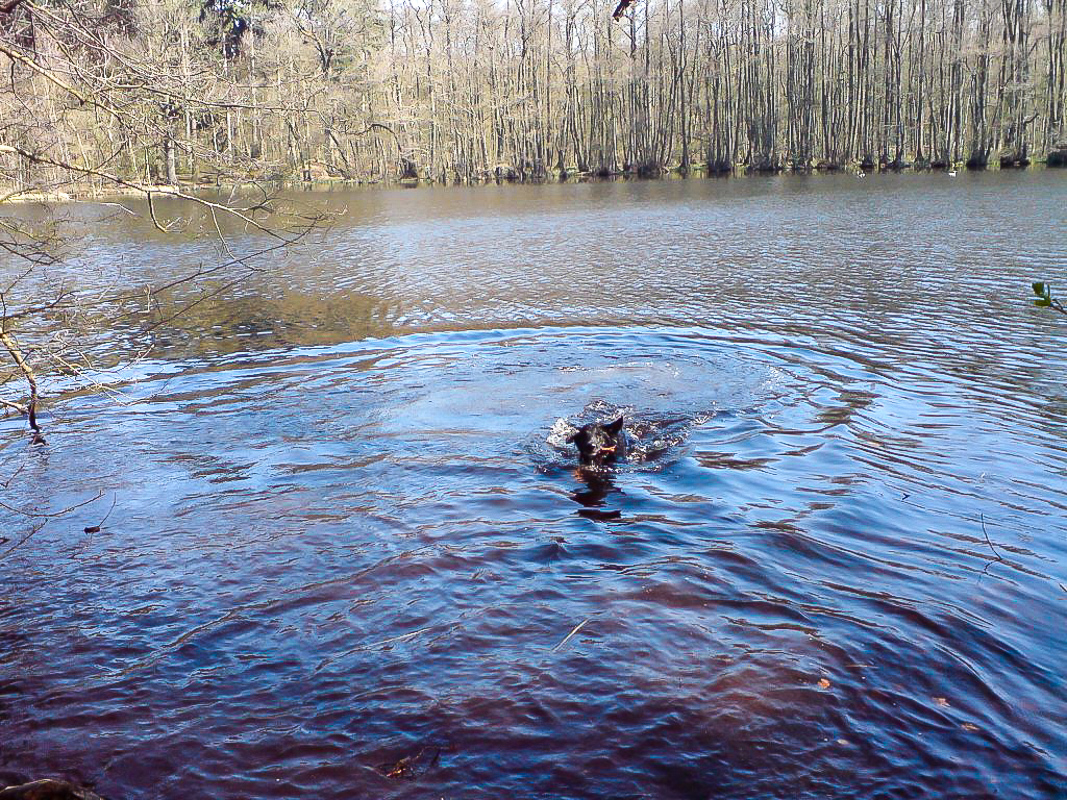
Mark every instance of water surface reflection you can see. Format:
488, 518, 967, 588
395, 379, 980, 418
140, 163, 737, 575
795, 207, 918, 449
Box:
1, 174, 1066, 798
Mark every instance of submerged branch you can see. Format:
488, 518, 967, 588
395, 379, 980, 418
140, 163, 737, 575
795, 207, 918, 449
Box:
979, 513, 1003, 561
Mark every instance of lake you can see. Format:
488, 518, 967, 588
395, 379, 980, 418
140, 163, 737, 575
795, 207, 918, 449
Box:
2, 172, 1066, 798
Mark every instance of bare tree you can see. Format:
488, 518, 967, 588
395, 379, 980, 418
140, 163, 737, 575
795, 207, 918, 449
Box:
0, 0, 327, 444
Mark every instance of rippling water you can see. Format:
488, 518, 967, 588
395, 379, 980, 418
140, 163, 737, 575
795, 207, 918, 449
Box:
2, 173, 1066, 798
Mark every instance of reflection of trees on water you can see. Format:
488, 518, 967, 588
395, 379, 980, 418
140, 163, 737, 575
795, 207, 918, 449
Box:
142, 286, 397, 357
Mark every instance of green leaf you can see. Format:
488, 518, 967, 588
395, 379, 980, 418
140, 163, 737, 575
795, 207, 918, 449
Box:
1032, 282, 1048, 297
1035, 298, 1053, 307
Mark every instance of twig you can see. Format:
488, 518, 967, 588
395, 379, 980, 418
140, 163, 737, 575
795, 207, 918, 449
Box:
83, 494, 117, 533
0, 328, 42, 438
0, 460, 27, 489
143, 275, 248, 331
96, 202, 138, 216
0, 41, 123, 121
0, 520, 46, 559
6, 145, 301, 240
0, 396, 28, 416
0, 489, 104, 521
146, 191, 176, 234
980, 513, 1003, 561
552, 618, 590, 651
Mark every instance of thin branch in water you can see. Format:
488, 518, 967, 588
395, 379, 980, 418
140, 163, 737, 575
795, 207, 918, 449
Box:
0, 520, 46, 560
84, 493, 117, 533
980, 513, 1003, 561
0, 489, 104, 520
0, 328, 43, 440
0, 490, 108, 559
552, 618, 591, 651
0, 459, 27, 489
96, 202, 138, 217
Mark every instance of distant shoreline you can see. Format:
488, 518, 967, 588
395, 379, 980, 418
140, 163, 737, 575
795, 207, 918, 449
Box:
2, 160, 1064, 204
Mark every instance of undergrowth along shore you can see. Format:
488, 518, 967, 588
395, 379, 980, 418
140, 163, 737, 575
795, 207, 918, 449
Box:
2, 155, 1065, 204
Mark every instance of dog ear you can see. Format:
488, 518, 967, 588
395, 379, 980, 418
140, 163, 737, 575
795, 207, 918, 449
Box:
605, 416, 624, 434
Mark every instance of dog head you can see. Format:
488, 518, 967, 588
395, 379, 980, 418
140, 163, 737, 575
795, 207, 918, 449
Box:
567, 416, 625, 468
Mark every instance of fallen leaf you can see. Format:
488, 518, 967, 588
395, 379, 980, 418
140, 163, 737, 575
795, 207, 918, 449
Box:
375, 746, 441, 780
961, 723, 980, 732
817, 678, 831, 689
934, 697, 949, 707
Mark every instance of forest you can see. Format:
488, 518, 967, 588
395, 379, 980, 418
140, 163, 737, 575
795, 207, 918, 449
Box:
0, 0, 1066, 190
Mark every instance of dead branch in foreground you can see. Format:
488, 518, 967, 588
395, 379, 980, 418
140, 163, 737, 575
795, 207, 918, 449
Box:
0, 1, 334, 444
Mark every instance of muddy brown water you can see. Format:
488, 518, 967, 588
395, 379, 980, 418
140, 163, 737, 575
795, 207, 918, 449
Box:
1, 172, 1066, 798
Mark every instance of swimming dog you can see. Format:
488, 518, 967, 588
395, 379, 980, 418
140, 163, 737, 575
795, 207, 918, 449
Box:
567, 417, 625, 469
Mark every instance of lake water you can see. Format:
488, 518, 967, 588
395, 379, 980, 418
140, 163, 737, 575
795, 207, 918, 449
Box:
2, 173, 1066, 798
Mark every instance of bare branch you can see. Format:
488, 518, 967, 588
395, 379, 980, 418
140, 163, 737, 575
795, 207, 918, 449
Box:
0, 327, 42, 438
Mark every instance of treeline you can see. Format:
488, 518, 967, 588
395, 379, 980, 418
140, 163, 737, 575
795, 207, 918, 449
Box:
1, 0, 1066, 189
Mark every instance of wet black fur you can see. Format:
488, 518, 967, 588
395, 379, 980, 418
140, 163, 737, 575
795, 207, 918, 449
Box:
567, 417, 625, 469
